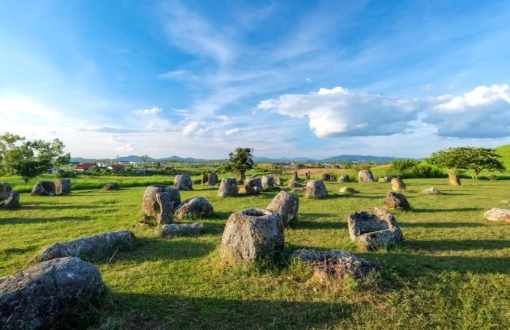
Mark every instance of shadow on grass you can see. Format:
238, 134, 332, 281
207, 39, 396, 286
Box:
107, 293, 352, 330
294, 219, 347, 230
412, 207, 484, 213
399, 222, 485, 228
326, 193, 381, 200
105, 237, 217, 263
0, 216, 93, 225
22, 204, 107, 210
406, 239, 510, 252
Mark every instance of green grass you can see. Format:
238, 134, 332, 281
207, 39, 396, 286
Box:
1, 177, 510, 329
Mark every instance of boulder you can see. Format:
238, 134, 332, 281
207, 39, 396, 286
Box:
202, 174, 209, 184
30, 181, 56, 196
384, 192, 411, 211
422, 187, 441, 194
261, 175, 274, 190
173, 197, 213, 220
449, 173, 461, 186
0, 183, 12, 200
207, 173, 218, 186
321, 173, 332, 181
0, 257, 106, 330
103, 182, 120, 190
358, 170, 375, 182
174, 174, 193, 190
160, 223, 203, 236
55, 178, 71, 195
291, 249, 379, 280
287, 179, 302, 188
220, 208, 284, 267
338, 175, 350, 183
266, 190, 299, 226
274, 177, 283, 186
305, 180, 328, 199
339, 187, 359, 194
142, 185, 181, 225
217, 178, 239, 198
348, 207, 404, 250
37, 230, 134, 262
484, 208, 510, 222
292, 171, 299, 181
241, 177, 262, 195
377, 176, 392, 183
2, 191, 20, 209
391, 177, 406, 191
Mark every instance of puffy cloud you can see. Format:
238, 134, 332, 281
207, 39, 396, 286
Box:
257, 86, 419, 137
133, 107, 162, 115
182, 121, 211, 136
225, 128, 239, 136
258, 84, 510, 139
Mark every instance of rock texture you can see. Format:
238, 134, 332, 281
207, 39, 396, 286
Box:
30, 181, 56, 196
291, 249, 379, 280
0, 257, 106, 330
161, 223, 202, 236
274, 177, 283, 186
55, 178, 71, 195
484, 208, 510, 222
348, 207, 404, 250
391, 177, 406, 191
422, 187, 441, 194
37, 230, 134, 262
1, 191, 20, 209
217, 178, 239, 198
449, 174, 461, 186
142, 185, 181, 224
207, 173, 218, 186
103, 182, 120, 190
261, 175, 274, 190
358, 170, 375, 183
220, 209, 284, 267
384, 192, 411, 211
173, 197, 213, 220
174, 174, 193, 190
266, 190, 299, 226
305, 180, 328, 199
339, 187, 359, 194
378, 176, 392, 183
241, 177, 262, 195
0, 183, 12, 200
338, 175, 350, 183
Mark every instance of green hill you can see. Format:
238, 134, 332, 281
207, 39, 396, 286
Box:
494, 144, 510, 171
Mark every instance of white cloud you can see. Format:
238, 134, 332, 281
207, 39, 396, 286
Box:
117, 144, 134, 152
225, 128, 239, 136
182, 121, 211, 136
133, 107, 162, 115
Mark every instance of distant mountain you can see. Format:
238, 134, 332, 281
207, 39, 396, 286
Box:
321, 155, 396, 163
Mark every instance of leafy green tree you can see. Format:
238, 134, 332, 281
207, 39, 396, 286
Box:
0, 133, 70, 183
427, 147, 505, 180
228, 147, 254, 182
390, 159, 420, 174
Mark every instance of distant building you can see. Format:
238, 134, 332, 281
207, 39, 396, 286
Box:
76, 163, 96, 172
107, 164, 125, 171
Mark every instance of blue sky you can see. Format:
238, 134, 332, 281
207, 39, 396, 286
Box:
1, 0, 510, 159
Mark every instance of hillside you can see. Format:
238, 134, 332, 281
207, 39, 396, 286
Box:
495, 144, 510, 170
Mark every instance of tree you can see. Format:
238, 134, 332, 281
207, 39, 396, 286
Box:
0, 133, 71, 183
390, 159, 420, 174
427, 147, 505, 180
228, 147, 254, 182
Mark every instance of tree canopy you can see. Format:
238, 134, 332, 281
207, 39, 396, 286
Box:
228, 147, 254, 182
0, 133, 71, 183
427, 147, 505, 180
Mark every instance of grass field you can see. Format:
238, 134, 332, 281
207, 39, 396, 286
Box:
1, 176, 510, 329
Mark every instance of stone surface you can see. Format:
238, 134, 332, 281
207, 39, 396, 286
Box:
484, 208, 510, 222
217, 178, 239, 198
449, 173, 461, 185
161, 223, 202, 236
261, 175, 274, 190
37, 230, 134, 262
287, 179, 302, 188
391, 177, 406, 191
30, 181, 56, 196
422, 187, 441, 194
55, 178, 71, 195
305, 180, 328, 199
291, 249, 379, 280
339, 186, 359, 194
241, 177, 262, 195
321, 173, 332, 181
292, 171, 299, 181
142, 185, 181, 224
220, 208, 284, 267
174, 174, 193, 190
0, 183, 12, 200
0, 257, 106, 330
377, 176, 392, 183
384, 192, 411, 211
348, 207, 404, 250
207, 173, 218, 186
266, 190, 299, 226
1, 191, 20, 209
103, 182, 120, 190
338, 175, 350, 183
358, 170, 375, 183
274, 177, 283, 186
173, 196, 213, 220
